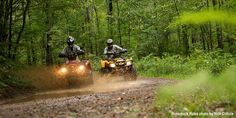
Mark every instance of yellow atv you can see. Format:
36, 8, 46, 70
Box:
100, 51, 137, 80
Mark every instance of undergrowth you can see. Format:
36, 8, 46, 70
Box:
136, 50, 234, 79
154, 65, 236, 117
0, 56, 33, 98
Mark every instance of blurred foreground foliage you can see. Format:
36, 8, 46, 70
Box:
172, 9, 236, 27
154, 65, 236, 117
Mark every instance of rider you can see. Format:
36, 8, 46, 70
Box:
104, 39, 127, 59
59, 36, 85, 61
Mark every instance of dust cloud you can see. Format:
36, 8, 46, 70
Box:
4, 66, 144, 104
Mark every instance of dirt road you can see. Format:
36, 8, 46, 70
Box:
0, 78, 173, 118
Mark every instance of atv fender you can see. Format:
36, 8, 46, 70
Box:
100, 60, 109, 68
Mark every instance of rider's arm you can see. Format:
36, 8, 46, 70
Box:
114, 45, 127, 52
103, 47, 110, 58
75, 45, 85, 55
59, 47, 67, 57
104, 47, 108, 55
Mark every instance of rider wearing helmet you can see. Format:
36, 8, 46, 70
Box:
104, 39, 127, 59
59, 36, 85, 61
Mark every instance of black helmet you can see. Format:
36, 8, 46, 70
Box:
67, 36, 75, 46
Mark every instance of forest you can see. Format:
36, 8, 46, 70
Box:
0, 0, 236, 117
1, 0, 235, 64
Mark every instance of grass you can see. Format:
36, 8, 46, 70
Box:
154, 66, 236, 117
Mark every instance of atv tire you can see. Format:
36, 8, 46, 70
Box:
67, 77, 79, 88
85, 71, 94, 85
124, 65, 137, 81
102, 68, 110, 74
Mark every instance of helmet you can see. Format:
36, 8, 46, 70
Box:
107, 39, 113, 44
67, 36, 75, 46
107, 39, 113, 48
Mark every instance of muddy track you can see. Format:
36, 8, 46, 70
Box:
0, 78, 174, 118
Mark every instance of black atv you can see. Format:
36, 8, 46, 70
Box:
56, 60, 93, 87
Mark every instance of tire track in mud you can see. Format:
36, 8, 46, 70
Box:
0, 78, 174, 118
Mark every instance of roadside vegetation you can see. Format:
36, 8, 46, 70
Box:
0, 59, 33, 98
154, 66, 236, 117
136, 50, 235, 78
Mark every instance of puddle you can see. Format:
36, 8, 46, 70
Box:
0, 78, 146, 105
0, 90, 93, 105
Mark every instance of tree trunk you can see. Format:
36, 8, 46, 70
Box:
128, 21, 131, 48
182, 25, 189, 56
0, 0, 9, 57
93, 0, 100, 56
8, 0, 13, 58
45, 0, 53, 65
173, 0, 182, 54
13, 0, 30, 60
200, 26, 206, 50
40, 34, 46, 64
26, 42, 32, 65
216, 24, 223, 49
212, 0, 223, 49
85, 1, 93, 54
191, 27, 197, 44
206, 0, 213, 50
116, 0, 122, 46
3, 0, 9, 43
28, 9, 37, 64
107, 0, 113, 38
208, 23, 213, 50
0, 0, 4, 43
154, 1, 159, 54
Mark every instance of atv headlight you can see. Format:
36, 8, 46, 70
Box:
109, 63, 116, 68
126, 61, 132, 66
78, 65, 85, 71
60, 67, 67, 74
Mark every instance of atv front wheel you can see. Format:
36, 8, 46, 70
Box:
124, 65, 137, 81
67, 77, 79, 88
82, 71, 94, 85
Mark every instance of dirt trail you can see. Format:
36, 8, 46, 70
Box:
0, 78, 174, 118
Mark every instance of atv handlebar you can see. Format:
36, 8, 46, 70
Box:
120, 50, 127, 53
59, 51, 85, 58
104, 50, 127, 55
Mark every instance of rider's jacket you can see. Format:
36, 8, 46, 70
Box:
59, 45, 84, 60
104, 45, 126, 59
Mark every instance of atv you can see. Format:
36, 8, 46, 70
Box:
55, 60, 93, 87
100, 51, 137, 80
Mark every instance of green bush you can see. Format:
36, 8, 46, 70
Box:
136, 50, 234, 78
87, 54, 102, 71
191, 50, 233, 75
